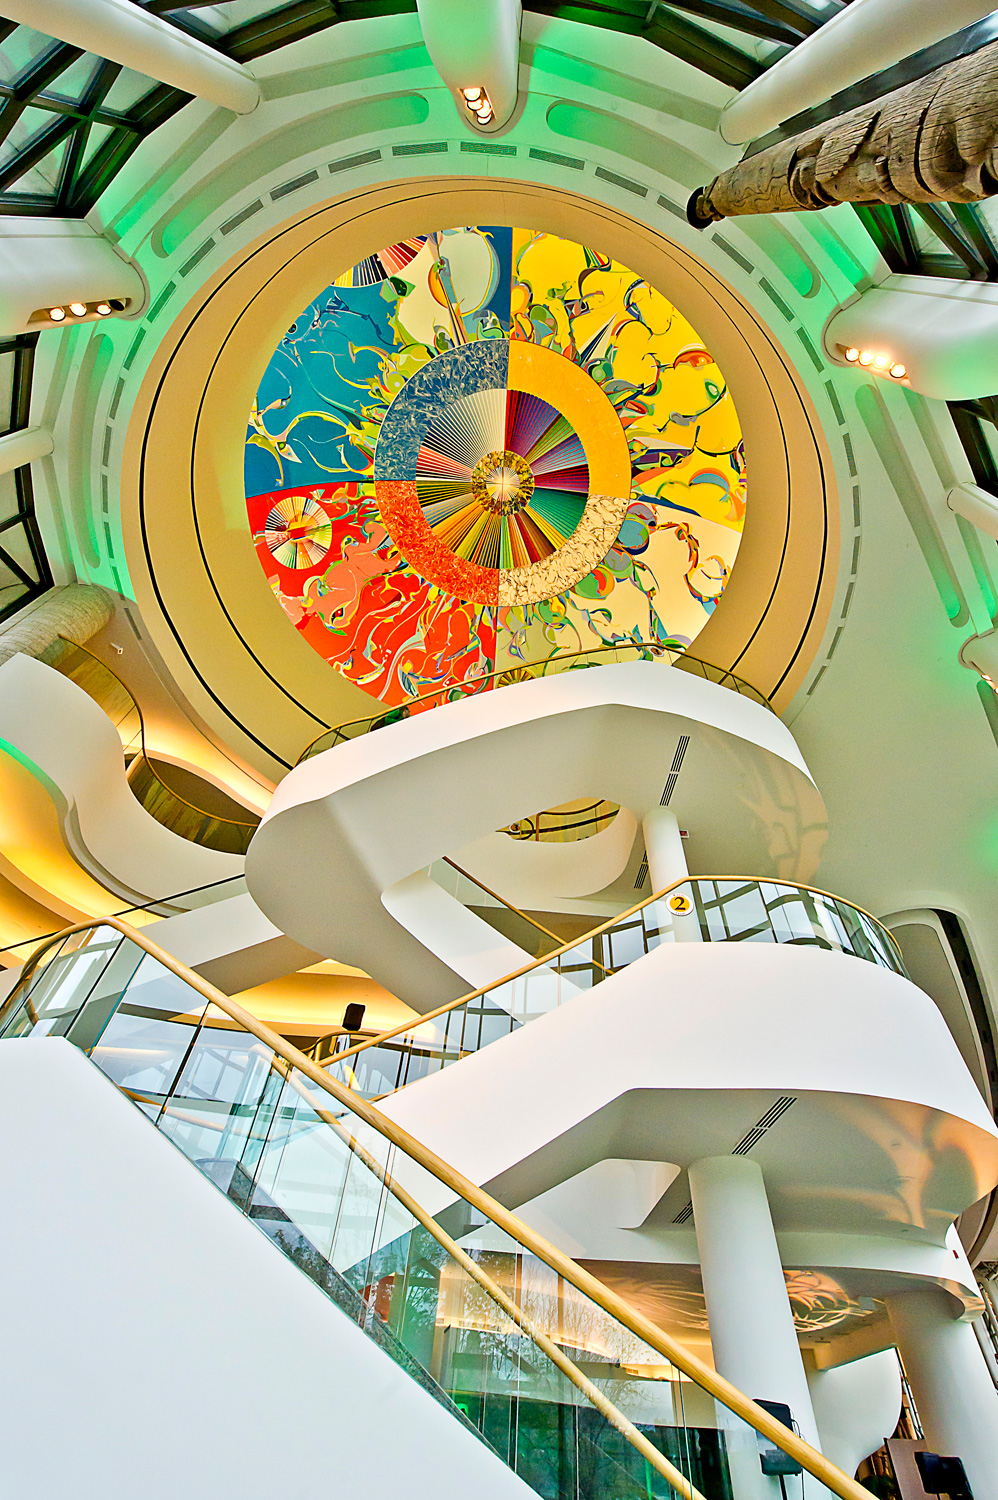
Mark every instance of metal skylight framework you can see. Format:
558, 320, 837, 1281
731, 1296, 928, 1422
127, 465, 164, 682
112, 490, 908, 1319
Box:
0, 0, 829, 215
0, 333, 51, 624
3, 0, 998, 613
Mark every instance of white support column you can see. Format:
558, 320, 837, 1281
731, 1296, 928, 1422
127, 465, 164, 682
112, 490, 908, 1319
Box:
886, 1287, 998, 1500
0, 220, 146, 336
642, 805, 700, 941
719, 0, 998, 144
0, 428, 52, 473
642, 806, 687, 891
0, 0, 260, 115
416, 0, 521, 130
948, 483, 998, 542
689, 1156, 824, 1498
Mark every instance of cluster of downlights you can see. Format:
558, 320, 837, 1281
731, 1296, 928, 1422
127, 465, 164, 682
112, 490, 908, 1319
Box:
46, 298, 125, 323
462, 85, 493, 126
842, 345, 907, 379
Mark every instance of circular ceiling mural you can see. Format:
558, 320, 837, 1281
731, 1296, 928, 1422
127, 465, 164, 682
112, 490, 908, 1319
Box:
245, 227, 747, 707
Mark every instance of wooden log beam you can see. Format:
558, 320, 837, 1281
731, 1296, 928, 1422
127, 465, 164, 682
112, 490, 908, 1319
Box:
688, 38, 998, 225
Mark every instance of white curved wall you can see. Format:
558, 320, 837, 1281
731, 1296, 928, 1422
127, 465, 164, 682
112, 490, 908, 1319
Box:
248, 664, 824, 1006
0, 653, 240, 902
379, 940, 998, 1239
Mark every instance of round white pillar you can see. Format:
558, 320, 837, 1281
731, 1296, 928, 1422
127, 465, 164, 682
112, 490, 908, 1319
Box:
642, 806, 688, 890
689, 1155, 825, 1498
886, 1287, 998, 1500
642, 806, 701, 942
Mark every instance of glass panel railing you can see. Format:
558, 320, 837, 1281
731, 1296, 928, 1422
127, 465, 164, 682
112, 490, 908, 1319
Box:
0, 918, 870, 1500
324, 877, 906, 1101
297, 641, 773, 762
0, 926, 797, 1500
0, 873, 248, 971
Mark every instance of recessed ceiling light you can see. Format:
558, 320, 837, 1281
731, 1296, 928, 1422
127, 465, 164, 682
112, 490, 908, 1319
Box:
49, 307, 66, 321
68, 302, 88, 317
872, 353, 890, 369
463, 86, 483, 102
844, 347, 859, 362
889, 362, 906, 379
858, 350, 873, 366
96, 303, 112, 316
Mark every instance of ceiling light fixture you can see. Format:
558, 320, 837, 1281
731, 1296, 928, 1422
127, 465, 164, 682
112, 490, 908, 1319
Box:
857, 350, 873, 366
462, 85, 493, 127
96, 303, 112, 316
49, 307, 66, 321
844, 347, 860, 362
889, 362, 907, 379
872, 353, 890, 369
68, 302, 88, 317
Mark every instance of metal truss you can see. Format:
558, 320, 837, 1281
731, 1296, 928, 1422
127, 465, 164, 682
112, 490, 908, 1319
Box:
0, 334, 52, 626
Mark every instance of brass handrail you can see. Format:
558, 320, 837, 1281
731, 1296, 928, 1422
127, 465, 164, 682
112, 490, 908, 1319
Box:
441, 855, 611, 973
296, 640, 773, 763
43, 636, 261, 853
326, 873, 906, 1072
0, 872, 246, 964
4, 913, 874, 1500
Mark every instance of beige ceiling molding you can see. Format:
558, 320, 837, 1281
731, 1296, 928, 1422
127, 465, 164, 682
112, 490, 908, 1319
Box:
121, 178, 839, 777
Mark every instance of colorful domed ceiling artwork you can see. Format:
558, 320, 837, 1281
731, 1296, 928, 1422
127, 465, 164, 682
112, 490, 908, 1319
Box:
245, 227, 747, 706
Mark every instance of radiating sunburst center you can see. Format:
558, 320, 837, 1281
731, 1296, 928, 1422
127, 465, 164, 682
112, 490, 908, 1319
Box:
472, 449, 535, 515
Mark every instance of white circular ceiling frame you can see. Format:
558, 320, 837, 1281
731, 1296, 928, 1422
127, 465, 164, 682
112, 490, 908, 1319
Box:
121, 178, 839, 776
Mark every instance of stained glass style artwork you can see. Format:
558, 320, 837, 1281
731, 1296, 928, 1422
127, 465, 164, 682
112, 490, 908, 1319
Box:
245, 227, 748, 706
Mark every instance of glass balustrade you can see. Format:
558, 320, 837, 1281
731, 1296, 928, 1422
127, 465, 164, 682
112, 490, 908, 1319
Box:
323, 877, 905, 1101
298, 641, 772, 762
0, 926, 813, 1500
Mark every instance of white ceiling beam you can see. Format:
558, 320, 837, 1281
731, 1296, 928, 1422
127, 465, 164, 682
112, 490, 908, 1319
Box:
0, 427, 54, 473
720, 0, 998, 145
1, 0, 260, 115
416, 0, 520, 130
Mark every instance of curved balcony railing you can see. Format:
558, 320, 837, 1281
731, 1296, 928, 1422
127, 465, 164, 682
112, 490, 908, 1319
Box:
0, 916, 872, 1500
40, 636, 261, 855
323, 875, 906, 1101
297, 640, 772, 763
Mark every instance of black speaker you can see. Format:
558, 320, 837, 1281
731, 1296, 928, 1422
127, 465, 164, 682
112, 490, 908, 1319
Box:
914, 1452, 973, 1499
342, 1002, 366, 1033
753, 1399, 803, 1477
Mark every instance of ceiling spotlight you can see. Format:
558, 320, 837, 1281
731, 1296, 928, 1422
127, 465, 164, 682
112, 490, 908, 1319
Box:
858, 349, 873, 366
49, 306, 66, 321
463, 86, 483, 102
95, 302, 112, 316
68, 301, 87, 317
476, 107, 493, 124
889, 362, 907, 379
872, 353, 890, 369
844, 347, 860, 362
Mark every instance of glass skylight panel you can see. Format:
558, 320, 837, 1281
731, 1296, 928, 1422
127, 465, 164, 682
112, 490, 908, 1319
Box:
80, 122, 115, 172
0, 351, 16, 436
100, 66, 167, 115
0, 26, 63, 86
38, 53, 105, 105
0, 469, 18, 526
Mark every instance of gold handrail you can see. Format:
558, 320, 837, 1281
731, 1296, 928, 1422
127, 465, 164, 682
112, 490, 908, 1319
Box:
296, 640, 773, 763
1, 914, 883, 1500
43, 636, 260, 854
441, 855, 611, 973
326, 873, 906, 1072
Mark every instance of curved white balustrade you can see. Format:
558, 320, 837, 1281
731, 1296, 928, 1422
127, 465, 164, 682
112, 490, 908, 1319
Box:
380, 942, 998, 1233
249, 662, 826, 1008
0, 653, 241, 905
